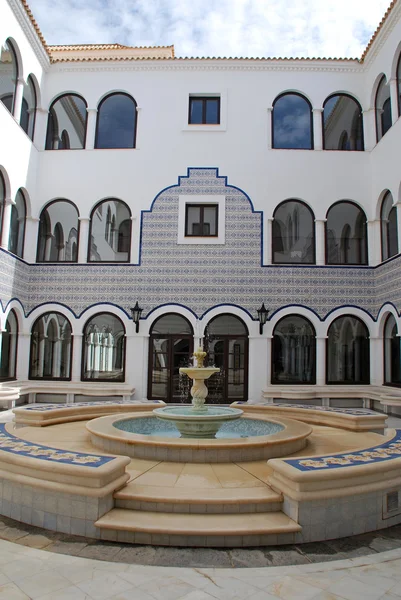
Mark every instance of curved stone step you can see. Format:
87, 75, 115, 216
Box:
114, 482, 283, 513
95, 509, 301, 547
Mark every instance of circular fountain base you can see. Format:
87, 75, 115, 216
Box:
153, 406, 243, 438
86, 411, 312, 462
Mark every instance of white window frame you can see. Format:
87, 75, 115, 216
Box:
178, 195, 226, 245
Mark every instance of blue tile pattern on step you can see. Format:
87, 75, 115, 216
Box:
235, 402, 376, 415
284, 429, 401, 471
21, 401, 162, 412
0, 424, 114, 467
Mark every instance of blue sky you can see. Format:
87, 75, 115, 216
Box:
27, 0, 391, 59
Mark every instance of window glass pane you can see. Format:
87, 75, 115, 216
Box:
151, 314, 192, 336
381, 192, 398, 261
37, 201, 79, 262
384, 315, 401, 385
273, 94, 312, 149
323, 95, 363, 151
272, 316, 315, 383
207, 315, 247, 337
327, 316, 369, 383
186, 206, 201, 235
205, 99, 219, 124
398, 55, 401, 117
30, 313, 72, 379
273, 201, 315, 263
376, 77, 392, 141
189, 99, 203, 124
83, 313, 125, 381
0, 173, 4, 242
326, 202, 367, 265
96, 94, 136, 149
0, 311, 17, 379
89, 199, 131, 262
21, 76, 36, 140
45, 95, 87, 150
203, 206, 217, 235
0, 40, 18, 115
9, 189, 25, 258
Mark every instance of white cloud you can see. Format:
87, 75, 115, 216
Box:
27, 0, 391, 59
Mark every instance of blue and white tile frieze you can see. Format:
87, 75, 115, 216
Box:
0, 168, 398, 319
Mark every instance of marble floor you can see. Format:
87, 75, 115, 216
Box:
0, 408, 400, 598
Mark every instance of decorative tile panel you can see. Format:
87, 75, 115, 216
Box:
0, 168, 398, 320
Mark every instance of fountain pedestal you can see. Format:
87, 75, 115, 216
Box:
153, 347, 243, 438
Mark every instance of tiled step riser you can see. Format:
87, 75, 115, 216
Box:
99, 528, 298, 547
115, 498, 283, 514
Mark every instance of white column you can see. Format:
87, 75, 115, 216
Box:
395, 203, 401, 252
248, 335, 268, 404
389, 78, 399, 125
13, 78, 24, 121
370, 336, 383, 385
1, 198, 14, 250
314, 219, 326, 265
312, 108, 323, 150
316, 336, 327, 386
367, 219, 381, 266
130, 215, 139, 264
23, 216, 39, 263
362, 108, 376, 151
265, 217, 273, 264
85, 108, 98, 150
265, 336, 273, 388
267, 107, 273, 149
16, 332, 31, 381
78, 217, 90, 263
33, 108, 49, 150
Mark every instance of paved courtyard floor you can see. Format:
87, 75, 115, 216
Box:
0, 408, 400, 598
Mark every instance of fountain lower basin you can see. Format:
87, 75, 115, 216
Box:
86, 411, 312, 462
153, 406, 243, 438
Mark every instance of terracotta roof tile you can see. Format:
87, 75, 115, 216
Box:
19, 0, 50, 56
360, 0, 397, 62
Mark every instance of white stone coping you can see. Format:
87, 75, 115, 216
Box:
261, 384, 401, 407
233, 402, 387, 432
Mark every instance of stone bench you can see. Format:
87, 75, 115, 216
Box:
231, 402, 387, 433
13, 400, 164, 427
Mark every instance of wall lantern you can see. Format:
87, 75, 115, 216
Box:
257, 303, 269, 334
130, 301, 143, 333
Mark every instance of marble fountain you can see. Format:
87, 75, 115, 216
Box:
4, 347, 399, 548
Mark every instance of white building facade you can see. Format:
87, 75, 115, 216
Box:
1, 0, 401, 406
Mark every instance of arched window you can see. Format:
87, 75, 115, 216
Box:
20, 75, 37, 140
89, 199, 131, 262
95, 93, 137, 149
326, 202, 368, 265
272, 93, 313, 149
272, 315, 316, 384
37, 200, 79, 262
9, 189, 26, 258
45, 94, 87, 150
397, 53, 401, 117
148, 313, 194, 402
82, 313, 125, 381
118, 219, 131, 253
29, 312, 72, 380
384, 314, 401, 386
375, 76, 392, 142
0, 39, 18, 115
272, 200, 315, 264
205, 314, 249, 403
327, 316, 370, 384
381, 191, 398, 261
323, 94, 364, 151
0, 310, 18, 380
0, 171, 5, 243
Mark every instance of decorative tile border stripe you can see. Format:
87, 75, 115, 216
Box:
236, 402, 375, 416
21, 401, 162, 412
284, 429, 401, 471
0, 424, 114, 467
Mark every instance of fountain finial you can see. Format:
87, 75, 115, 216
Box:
193, 347, 206, 368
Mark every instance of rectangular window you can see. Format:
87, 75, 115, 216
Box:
188, 97, 220, 125
185, 204, 218, 237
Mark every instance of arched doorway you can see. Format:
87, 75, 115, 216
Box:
148, 313, 194, 402
205, 314, 249, 403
